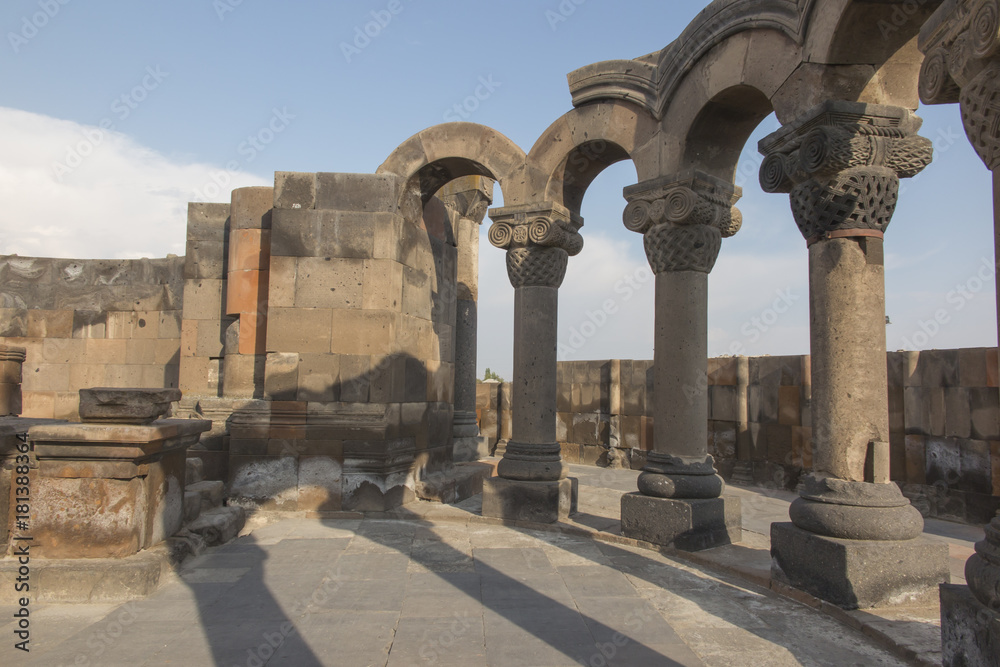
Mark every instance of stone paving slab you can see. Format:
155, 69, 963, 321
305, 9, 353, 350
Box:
0, 462, 983, 666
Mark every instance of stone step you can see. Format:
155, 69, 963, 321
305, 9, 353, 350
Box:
415, 462, 494, 505
185, 456, 204, 486
183, 491, 202, 524
185, 506, 246, 547
187, 480, 225, 512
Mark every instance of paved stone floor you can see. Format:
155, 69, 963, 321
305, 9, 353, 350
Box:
1, 464, 984, 666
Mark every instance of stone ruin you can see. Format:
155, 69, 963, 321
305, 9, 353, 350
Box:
2, 0, 1000, 663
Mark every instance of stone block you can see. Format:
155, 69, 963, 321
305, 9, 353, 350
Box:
940, 584, 1000, 667
187, 202, 230, 241
707, 357, 739, 386
988, 348, 999, 388
481, 477, 577, 523
927, 437, 962, 489
970, 387, 1000, 440
778, 386, 800, 426
959, 348, 991, 388
556, 412, 572, 443
401, 266, 432, 321
267, 307, 332, 354
561, 442, 581, 463
361, 259, 404, 311
184, 240, 227, 280
267, 256, 297, 308
770, 522, 949, 609
26, 309, 73, 338
315, 172, 400, 212
620, 494, 741, 551
297, 455, 342, 511
293, 257, 365, 309
944, 387, 973, 439
915, 349, 960, 388
226, 268, 266, 316
340, 355, 372, 403
959, 439, 992, 495
330, 309, 396, 356
72, 310, 106, 339
271, 209, 376, 259
182, 280, 225, 321
274, 171, 316, 210
764, 424, 794, 465
710, 385, 739, 422
264, 352, 299, 401
905, 386, 946, 436
905, 435, 927, 485
227, 455, 299, 511
993, 441, 1000, 497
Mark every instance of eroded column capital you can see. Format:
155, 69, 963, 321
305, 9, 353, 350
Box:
438, 175, 495, 224
758, 101, 933, 243
920, 0, 1000, 169
623, 171, 741, 274
488, 203, 583, 288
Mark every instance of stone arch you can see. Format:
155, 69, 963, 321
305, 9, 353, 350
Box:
525, 100, 660, 214
377, 122, 527, 214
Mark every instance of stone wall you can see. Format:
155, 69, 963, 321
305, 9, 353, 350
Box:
477, 348, 1000, 523
0, 255, 184, 420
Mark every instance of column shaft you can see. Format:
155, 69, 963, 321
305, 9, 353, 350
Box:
808, 238, 889, 481
452, 298, 479, 435
652, 270, 708, 461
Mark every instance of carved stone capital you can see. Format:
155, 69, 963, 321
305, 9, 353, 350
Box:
488, 203, 583, 288
759, 101, 932, 242
438, 175, 495, 224
920, 1, 1000, 169
623, 171, 741, 274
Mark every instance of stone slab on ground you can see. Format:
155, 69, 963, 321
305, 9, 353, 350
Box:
5, 515, 915, 667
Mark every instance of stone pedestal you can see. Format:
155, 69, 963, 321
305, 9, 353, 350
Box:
771, 522, 948, 609
27, 416, 210, 559
0, 345, 25, 417
941, 584, 1000, 667
481, 476, 576, 524
621, 494, 741, 551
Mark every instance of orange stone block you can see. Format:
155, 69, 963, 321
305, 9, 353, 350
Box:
229, 229, 271, 271
226, 269, 265, 316
239, 310, 268, 356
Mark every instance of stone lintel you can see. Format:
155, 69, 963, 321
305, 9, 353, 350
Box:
30, 419, 211, 461
620, 493, 741, 551
941, 583, 1000, 667
481, 477, 577, 524
770, 522, 949, 609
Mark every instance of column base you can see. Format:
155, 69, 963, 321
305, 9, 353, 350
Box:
481, 477, 577, 524
941, 584, 1000, 667
770, 522, 949, 609
620, 494, 741, 551
453, 435, 490, 463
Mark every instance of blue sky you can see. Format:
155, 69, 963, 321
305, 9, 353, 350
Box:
2, 0, 996, 380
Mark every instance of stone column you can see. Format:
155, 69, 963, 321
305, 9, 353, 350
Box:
619, 171, 743, 551
920, 5, 1000, 660
759, 100, 948, 609
0, 345, 26, 416
481, 203, 583, 523
438, 177, 494, 463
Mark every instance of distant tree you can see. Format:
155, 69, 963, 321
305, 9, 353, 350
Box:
483, 368, 504, 382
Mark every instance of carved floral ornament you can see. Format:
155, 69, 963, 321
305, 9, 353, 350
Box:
622, 172, 742, 274
488, 205, 584, 288
920, 0, 1000, 168
758, 102, 933, 244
